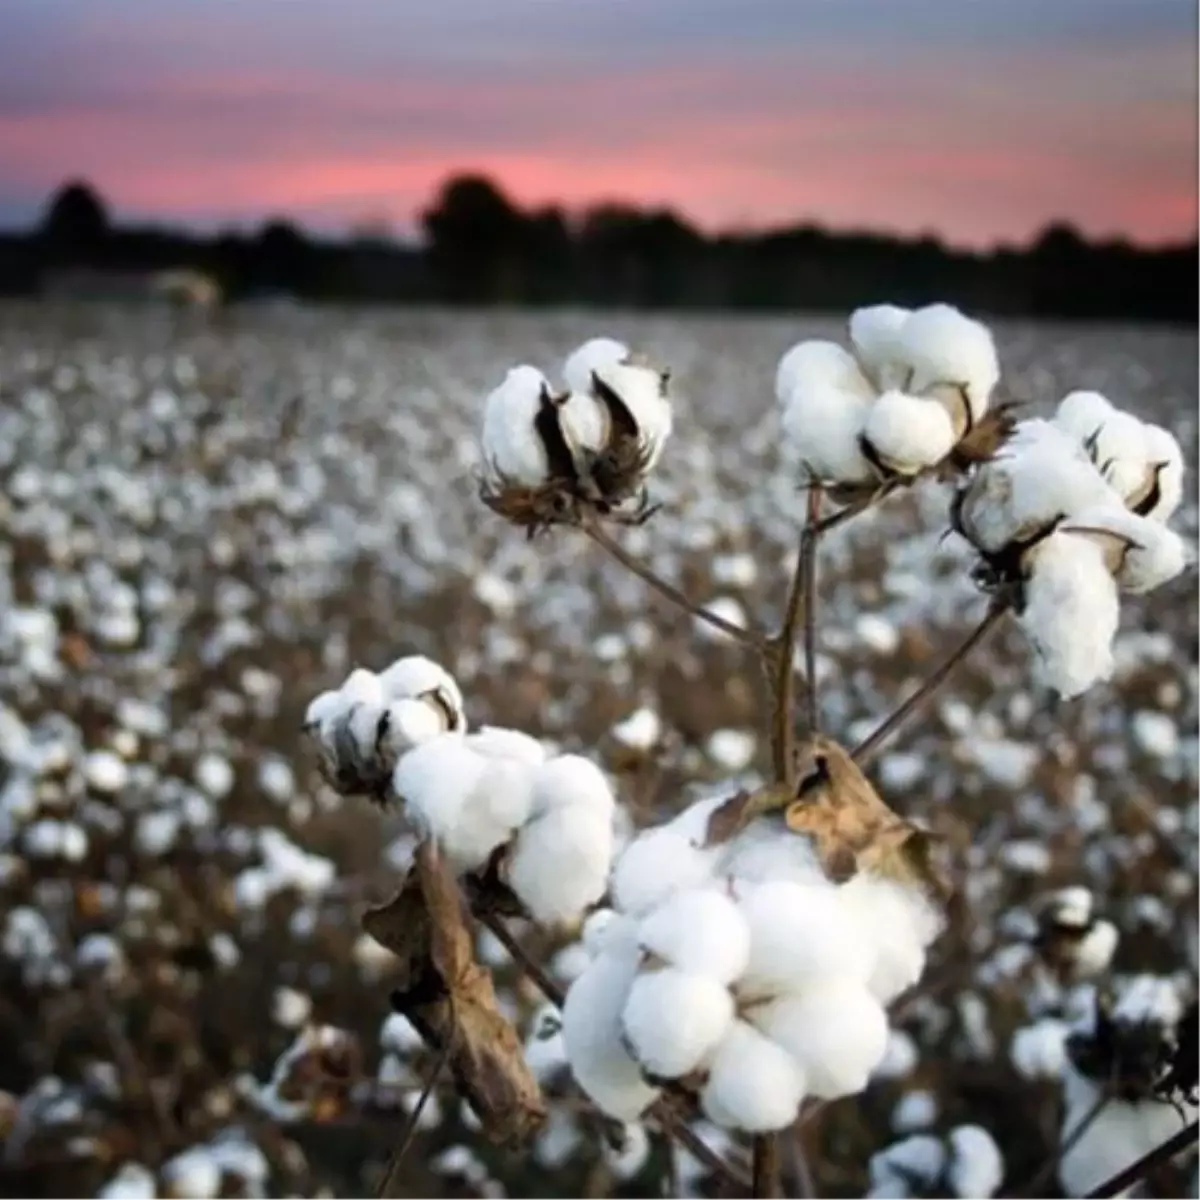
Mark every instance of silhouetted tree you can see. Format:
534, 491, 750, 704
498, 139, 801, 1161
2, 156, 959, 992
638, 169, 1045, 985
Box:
253, 219, 315, 295
421, 174, 526, 303
40, 180, 110, 263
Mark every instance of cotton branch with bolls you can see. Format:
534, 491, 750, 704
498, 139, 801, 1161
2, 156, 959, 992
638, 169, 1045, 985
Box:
298, 314, 1193, 1198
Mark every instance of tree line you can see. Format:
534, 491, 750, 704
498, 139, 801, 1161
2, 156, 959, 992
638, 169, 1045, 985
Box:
0, 175, 1194, 322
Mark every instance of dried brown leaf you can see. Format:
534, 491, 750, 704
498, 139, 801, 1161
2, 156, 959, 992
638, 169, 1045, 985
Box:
941, 401, 1022, 476
361, 843, 546, 1145
704, 783, 794, 847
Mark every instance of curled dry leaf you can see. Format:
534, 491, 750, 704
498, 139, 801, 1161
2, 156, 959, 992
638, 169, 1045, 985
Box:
360, 842, 547, 1145
938, 400, 1023, 478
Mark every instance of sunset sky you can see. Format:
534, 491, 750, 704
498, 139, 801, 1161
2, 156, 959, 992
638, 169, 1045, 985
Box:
0, 0, 1195, 247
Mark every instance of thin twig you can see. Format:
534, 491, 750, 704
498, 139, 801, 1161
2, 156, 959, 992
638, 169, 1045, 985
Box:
582, 519, 767, 652
474, 906, 750, 1193
1085, 1119, 1199, 1198
772, 543, 808, 781
1014, 1088, 1109, 1197
851, 599, 1010, 765
376, 1031, 453, 1199
801, 486, 823, 736
752, 1132, 783, 1198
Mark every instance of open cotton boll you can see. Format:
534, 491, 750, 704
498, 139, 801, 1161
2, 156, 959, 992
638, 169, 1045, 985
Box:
720, 817, 827, 886
862, 391, 958, 476
506, 798, 614, 925
749, 979, 889, 1099
955, 420, 1115, 555
378, 655, 463, 710
781, 387, 876, 486
899, 303, 1000, 420
839, 872, 943, 1003
342, 667, 385, 707
636, 887, 751, 985
621, 967, 734, 1079
611, 807, 722, 916
737, 879, 873, 995
562, 928, 661, 1121
701, 1019, 806, 1133
378, 698, 447, 763
533, 754, 615, 814
1060, 505, 1189, 594
1054, 390, 1114, 444
1083, 410, 1153, 505
947, 1124, 1005, 1199
1019, 532, 1119, 699
563, 336, 629, 395
482, 365, 556, 486
849, 304, 912, 391
393, 736, 520, 872
775, 339, 875, 405
593, 359, 673, 462
1140, 424, 1185, 522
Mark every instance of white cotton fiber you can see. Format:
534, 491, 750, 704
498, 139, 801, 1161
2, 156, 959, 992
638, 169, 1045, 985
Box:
867, 1135, 947, 1198
1019, 531, 1119, 699
720, 818, 826, 886
593, 359, 673, 462
562, 929, 661, 1120
1060, 505, 1188, 594
378, 697, 447, 763
482, 364, 555, 486
1054, 390, 1114, 444
378, 655, 454, 701
582, 908, 634, 957
849, 304, 911, 391
1140, 424, 1185, 522
341, 667, 385, 707
737, 879, 872, 995
899, 303, 999, 419
394, 735, 534, 872
563, 337, 629, 396
636, 887, 751, 985
508, 754, 615, 924
701, 1019, 806, 1133
346, 701, 386, 759
750, 980, 889, 1099
1088, 410, 1154, 505
947, 1124, 1004, 1198
467, 725, 546, 765
557, 390, 609, 460
838, 872, 942, 1003
776, 339, 870, 404
862, 391, 958, 475
303, 688, 346, 733
955, 419, 1115, 555
621, 967, 734, 1079
611, 819, 720, 917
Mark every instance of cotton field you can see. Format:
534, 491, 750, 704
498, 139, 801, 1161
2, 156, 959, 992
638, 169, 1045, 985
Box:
0, 300, 1196, 1199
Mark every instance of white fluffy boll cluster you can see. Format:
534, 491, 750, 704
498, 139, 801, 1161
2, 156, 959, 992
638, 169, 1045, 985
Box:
776, 302, 999, 484
305, 658, 615, 927
561, 796, 942, 1131
954, 396, 1189, 698
481, 337, 672, 500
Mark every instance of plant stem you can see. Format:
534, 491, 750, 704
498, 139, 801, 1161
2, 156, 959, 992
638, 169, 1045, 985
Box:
851, 599, 1010, 766
582, 519, 767, 653
376, 1036, 452, 1198
771, 487, 825, 780
752, 1133, 783, 1198
801, 487, 823, 736
1085, 1119, 1198, 1198
475, 908, 565, 1007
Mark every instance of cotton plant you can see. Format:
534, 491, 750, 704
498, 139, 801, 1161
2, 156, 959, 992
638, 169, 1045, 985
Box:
1056, 975, 1198, 1197
479, 336, 673, 533
951, 394, 1190, 699
775, 302, 1009, 497
294, 315, 1192, 1200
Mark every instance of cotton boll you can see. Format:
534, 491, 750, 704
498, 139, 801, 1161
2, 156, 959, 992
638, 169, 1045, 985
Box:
482, 365, 556, 486
583, 908, 636, 957
342, 667, 385, 707
303, 689, 345, 733
862, 391, 957, 476
750, 980, 888, 1099
737, 879, 872, 995
506, 799, 613, 925
532, 754, 615, 814
636, 888, 751, 985
1055, 390, 1114, 445
593, 358, 673, 459
849, 304, 911, 391
947, 1124, 1004, 1198
721, 818, 827, 886
867, 1136, 947, 1199
900, 303, 1000, 420
378, 656, 465, 726
701, 1019, 805, 1132
611, 824, 720, 917
955, 419, 1116, 556
562, 935, 661, 1120
622, 967, 734, 1079
839, 873, 943, 1003
1059, 505, 1189, 594
775, 339, 875, 405
378, 698, 446, 763
563, 337, 629, 394
1019, 531, 1119, 699
1140, 424, 1185, 522
1078, 408, 1151, 505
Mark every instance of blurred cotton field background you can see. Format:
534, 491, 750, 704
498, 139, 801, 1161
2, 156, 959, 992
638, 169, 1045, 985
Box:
0, 299, 1196, 1199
